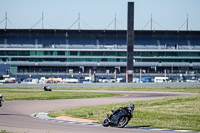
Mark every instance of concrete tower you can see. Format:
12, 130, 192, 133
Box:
126, 2, 134, 83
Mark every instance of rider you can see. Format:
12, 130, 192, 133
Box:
0, 94, 3, 101
111, 103, 135, 118
0, 94, 4, 107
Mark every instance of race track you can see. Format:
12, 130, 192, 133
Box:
0, 90, 195, 133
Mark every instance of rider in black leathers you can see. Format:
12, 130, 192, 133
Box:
111, 104, 134, 117
0, 94, 4, 107
103, 103, 135, 127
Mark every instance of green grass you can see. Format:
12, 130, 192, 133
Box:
0, 130, 12, 133
0, 90, 120, 101
1, 87, 200, 130
1, 86, 200, 93
49, 94, 200, 131
54, 87, 200, 93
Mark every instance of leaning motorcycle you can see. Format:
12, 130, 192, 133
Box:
102, 104, 135, 128
43, 85, 52, 91
0, 94, 4, 107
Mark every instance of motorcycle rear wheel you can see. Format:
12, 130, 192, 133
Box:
117, 116, 129, 128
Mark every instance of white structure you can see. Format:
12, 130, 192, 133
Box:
154, 77, 169, 83
63, 77, 78, 83
21, 78, 38, 84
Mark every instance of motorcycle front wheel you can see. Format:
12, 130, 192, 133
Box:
102, 118, 109, 127
117, 116, 129, 128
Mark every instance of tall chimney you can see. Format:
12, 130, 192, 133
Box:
126, 2, 134, 83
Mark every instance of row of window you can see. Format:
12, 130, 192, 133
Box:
0, 51, 125, 56
0, 58, 125, 62
1, 50, 200, 57
1, 58, 200, 63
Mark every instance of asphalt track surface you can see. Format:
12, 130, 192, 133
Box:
0, 90, 196, 133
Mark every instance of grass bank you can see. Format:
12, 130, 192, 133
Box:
49, 94, 200, 131
0, 86, 200, 93
54, 87, 200, 93
0, 90, 120, 101
0, 130, 12, 133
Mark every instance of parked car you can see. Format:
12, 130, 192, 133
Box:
132, 78, 139, 83
141, 77, 153, 83
98, 77, 110, 83
63, 77, 78, 83
154, 77, 169, 83
21, 78, 38, 84
186, 76, 198, 82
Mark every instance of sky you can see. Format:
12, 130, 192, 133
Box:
0, 0, 200, 30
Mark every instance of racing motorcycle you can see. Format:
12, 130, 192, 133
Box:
0, 94, 4, 107
43, 85, 52, 91
103, 104, 135, 128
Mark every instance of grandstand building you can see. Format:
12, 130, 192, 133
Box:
0, 29, 200, 76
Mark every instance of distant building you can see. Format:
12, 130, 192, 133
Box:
0, 29, 200, 75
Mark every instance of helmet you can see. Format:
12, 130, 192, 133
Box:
0, 94, 3, 98
128, 103, 135, 110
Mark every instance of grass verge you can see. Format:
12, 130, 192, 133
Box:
0, 130, 12, 133
0, 86, 200, 93
49, 94, 200, 131
0, 90, 120, 101
54, 87, 200, 93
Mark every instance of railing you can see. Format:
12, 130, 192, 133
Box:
1, 44, 200, 50
12, 72, 200, 77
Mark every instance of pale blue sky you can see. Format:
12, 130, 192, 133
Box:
0, 0, 200, 30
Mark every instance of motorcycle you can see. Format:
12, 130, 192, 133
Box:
0, 94, 4, 107
103, 104, 135, 128
43, 85, 52, 91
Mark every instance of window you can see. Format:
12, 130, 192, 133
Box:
117, 52, 126, 56
70, 51, 77, 56
44, 51, 53, 56
18, 51, 30, 56
93, 51, 103, 56
57, 51, 65, 56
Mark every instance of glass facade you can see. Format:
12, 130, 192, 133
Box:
0, 29, 200, 74
0, 50, 200, 62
